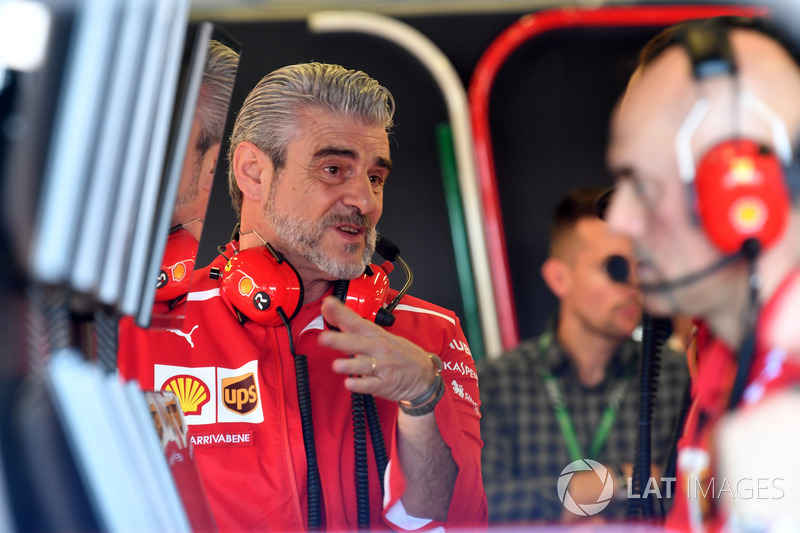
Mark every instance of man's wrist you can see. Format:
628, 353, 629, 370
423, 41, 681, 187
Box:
398, 354, 444, 416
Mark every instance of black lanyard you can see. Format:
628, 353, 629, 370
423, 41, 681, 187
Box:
537, 332, 632, 462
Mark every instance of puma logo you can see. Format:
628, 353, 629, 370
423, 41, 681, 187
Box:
167, 325, 199, 348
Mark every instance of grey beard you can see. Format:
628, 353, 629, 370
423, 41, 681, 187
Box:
267, 204, 377, 280
174, 160, 201, 212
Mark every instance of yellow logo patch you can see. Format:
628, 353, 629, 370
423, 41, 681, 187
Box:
163, 375, 210, 415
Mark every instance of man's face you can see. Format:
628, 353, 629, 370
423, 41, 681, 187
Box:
173, 118, 204, 219
263, 108, 390, 281
560, 218, 643, 340
605, 47, 732, 317
173, 117, 217, 240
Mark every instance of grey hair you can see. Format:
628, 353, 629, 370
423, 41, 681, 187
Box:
195, 40, 239, 154
227, 62, 395, 217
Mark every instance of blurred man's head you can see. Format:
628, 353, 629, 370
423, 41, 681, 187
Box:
173, 40, 240, 236
605, 17, 800, 322
541, 186, 643, 342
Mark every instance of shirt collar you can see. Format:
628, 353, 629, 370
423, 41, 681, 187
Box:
538, 314, 638, 379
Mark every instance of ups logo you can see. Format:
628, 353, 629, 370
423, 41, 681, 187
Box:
221, 373, 259, 415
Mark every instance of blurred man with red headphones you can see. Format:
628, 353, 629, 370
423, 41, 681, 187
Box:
118, 62, 486, 531
606, 15, 800, 531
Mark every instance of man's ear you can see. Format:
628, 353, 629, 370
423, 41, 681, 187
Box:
541, 257, 570, 299
232, 141, 271, 201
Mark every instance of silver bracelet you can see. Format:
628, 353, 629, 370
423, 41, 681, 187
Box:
398, 354, 445, 416
398, 375, 445, 416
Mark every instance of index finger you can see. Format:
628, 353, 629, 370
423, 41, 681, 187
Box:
321, 296, 378, 334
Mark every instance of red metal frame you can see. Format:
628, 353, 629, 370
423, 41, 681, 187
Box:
468, 4, 767, 351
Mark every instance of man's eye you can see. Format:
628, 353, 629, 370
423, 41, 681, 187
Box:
369, 175, 385, 186
324, 166, 341, 175
632, 178, 655, 202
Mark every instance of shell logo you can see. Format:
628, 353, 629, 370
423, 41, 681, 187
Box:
730, 196, 766, 233
169, 262, 187, 282
726, 157, 758, 186
163, 375, 211, 415
238, 275, 255, 297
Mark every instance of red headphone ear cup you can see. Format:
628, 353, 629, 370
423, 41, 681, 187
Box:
156, 228, 198, 301
218, 247, 303, 326
694, 139, 790, 253
341, 264, 392, 325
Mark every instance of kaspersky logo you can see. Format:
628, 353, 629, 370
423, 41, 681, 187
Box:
154, 361, 263, 425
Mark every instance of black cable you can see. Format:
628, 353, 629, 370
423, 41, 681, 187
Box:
375, 236, 413, 316
277, 307, 322, 530
627, 315, 670, 522
341, 235, 410, 527
384, 255, 413, 315
364, 395, 388, 496
727, 332, 757, 410
352, 391, 370, 530
330, 302, 374, 530
727, 254, 760, 410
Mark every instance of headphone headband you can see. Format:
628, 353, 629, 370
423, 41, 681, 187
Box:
679, 21, 736, 80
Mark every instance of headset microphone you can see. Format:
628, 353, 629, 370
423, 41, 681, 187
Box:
375, 236, 400, 262
374, 236, 413, 314
334, 236, 413, 327
638, 237, 760, 293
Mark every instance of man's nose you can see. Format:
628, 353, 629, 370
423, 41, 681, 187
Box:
342, 172, 380, 215
606, 183, 645, 238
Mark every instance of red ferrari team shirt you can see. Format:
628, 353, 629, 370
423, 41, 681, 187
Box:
118, 248, 488, 532
667, 270, 800, 532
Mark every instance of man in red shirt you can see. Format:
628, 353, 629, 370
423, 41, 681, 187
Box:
119, 62, 486, 531
605, 15, 800, 531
